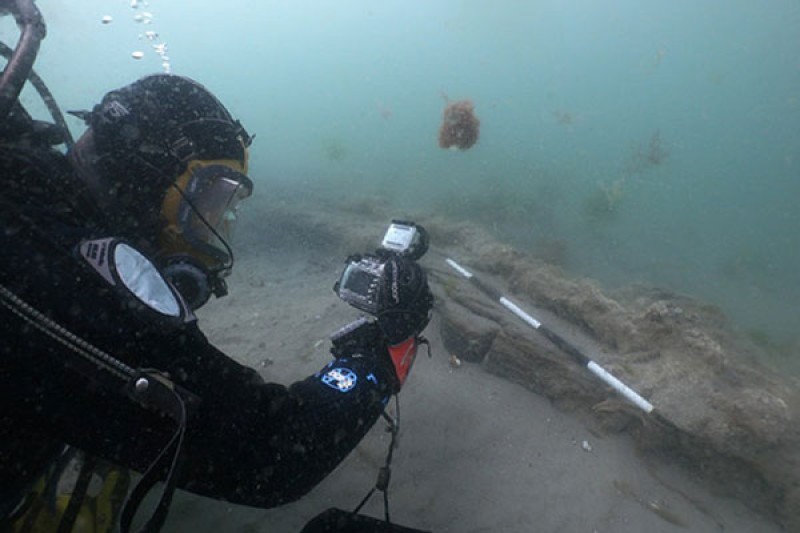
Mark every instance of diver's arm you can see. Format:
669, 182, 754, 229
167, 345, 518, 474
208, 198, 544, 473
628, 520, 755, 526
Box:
1, 305, 395, 509
166, 327, 397, 507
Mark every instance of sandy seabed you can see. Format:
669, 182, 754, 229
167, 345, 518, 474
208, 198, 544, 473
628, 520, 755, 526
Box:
157, 191, 794, 533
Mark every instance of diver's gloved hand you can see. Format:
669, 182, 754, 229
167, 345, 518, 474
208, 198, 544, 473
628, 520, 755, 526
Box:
329, 318, 421, 393
330, 255, 433, 391
376, 255, 433, 391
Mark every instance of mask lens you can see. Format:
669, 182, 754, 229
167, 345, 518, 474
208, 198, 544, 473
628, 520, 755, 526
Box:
178, 164, 253, 251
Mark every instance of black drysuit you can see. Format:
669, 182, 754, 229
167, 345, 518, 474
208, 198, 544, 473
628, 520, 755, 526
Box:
0, 139, 395, 512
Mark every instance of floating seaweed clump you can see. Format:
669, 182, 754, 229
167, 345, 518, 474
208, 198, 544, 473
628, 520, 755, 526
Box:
438, 99, 480, 150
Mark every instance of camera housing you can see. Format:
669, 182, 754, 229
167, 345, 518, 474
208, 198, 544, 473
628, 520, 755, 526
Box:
334, 221, 432, 344
334, 221, 429, 317
335, 255, 385, 315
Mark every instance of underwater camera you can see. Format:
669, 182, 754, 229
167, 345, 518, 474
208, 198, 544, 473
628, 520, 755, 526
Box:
334, 220, 428, 316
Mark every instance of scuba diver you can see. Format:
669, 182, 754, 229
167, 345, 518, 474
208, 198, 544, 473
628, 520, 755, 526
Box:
0, 1, 433, 531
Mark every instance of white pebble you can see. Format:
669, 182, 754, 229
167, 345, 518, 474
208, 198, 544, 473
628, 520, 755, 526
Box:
131, 51, 145, 60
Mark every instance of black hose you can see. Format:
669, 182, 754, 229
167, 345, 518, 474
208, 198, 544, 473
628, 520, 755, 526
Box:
0, 0, 46, 122
0, 40, 74, 147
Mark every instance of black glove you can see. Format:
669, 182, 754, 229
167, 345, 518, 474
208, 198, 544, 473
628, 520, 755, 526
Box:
329, 317, 424, 392
375, 255, 432, 389
374, 254, 433, 345
330, 255, 433, 390
332, 252, 433, 390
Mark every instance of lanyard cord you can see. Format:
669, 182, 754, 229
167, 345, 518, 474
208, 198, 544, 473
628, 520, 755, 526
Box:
353, 394, 401, 524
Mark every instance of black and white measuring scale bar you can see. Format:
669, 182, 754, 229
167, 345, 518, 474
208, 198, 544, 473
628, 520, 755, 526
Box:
445, 258, 654, 414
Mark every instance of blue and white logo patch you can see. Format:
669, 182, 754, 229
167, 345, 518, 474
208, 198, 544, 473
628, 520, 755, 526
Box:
321, 367, 358, 393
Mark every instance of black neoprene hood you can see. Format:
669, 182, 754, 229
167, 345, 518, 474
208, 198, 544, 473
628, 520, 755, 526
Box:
86, 74, 250, 180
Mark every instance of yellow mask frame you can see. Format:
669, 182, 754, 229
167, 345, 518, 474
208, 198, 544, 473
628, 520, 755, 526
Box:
158, 153, 250, 271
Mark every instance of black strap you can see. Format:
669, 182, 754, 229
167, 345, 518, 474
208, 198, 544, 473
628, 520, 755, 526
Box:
119, 386, 187, 533
56, 452, 96, 533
